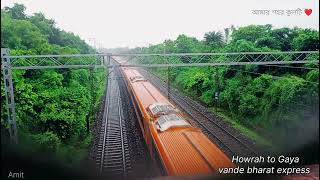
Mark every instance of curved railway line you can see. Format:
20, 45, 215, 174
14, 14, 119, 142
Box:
138, 68, 260, 159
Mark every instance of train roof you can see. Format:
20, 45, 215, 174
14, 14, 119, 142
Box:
122, 67, 174, 111
153, 127, 234, 175
122, 67, 234, 176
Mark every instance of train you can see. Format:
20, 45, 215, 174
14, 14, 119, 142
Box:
120, 67, 234, 177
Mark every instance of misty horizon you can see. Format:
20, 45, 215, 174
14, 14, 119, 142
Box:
1, 0, 319, 49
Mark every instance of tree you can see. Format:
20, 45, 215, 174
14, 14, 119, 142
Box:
292, 29, 319, 51
256, 36, 280, 49
1, 4, 104, 166
4, 3, 26, 20
204, 31, 224, 48
231, 24, 273, 43
174, 34, 205, 53
1, 12, 48, 51
29, 13, 57, 44
229, 39, 257, 52
270, 27, 298, 51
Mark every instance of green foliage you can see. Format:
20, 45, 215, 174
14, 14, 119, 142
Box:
231, 24, 273, 43
270, 27, 298, 51
229, 39, 257, 52
2, 2, 318, 156
260, 76, 306, 118
1, 12, 48, 51
256, 36, 280, 49
220, 74, 252, 112
204, 31, 224, 49
248, 74, 273, 98
200, 90, 214, 105
306, 69, 319, 82
31, 131, 61, 152
4, 3, 27, 20
292, 29, 319, 51
1, 3, 105, 166
239, 94, 258, 117
136, 24, 319, 146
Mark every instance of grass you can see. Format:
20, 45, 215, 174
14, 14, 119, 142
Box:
209, 107, 273, 148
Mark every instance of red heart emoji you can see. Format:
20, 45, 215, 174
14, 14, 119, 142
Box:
304, 9, 312, 16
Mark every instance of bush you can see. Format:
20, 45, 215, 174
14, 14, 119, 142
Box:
31, 131, 61, 152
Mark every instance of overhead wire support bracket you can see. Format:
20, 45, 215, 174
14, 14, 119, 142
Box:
1, 49, 319, 144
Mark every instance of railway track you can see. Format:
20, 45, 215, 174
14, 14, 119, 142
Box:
95, 65, 131, 176
138, 68, 259, 159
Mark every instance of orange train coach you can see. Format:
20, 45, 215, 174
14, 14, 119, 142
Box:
120, 67, 234, 177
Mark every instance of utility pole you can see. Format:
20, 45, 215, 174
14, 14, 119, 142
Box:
1, 48, 18, 144
214, 67, 220, 113
88, 67, 94, 134
164, 44, 170, 100
89, 38, 97, 50
167, 66, 171, 100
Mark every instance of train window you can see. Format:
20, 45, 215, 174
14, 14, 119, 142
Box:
148, 103, 176, 117
156, 114, 190, 132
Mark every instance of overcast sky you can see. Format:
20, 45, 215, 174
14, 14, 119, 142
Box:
1, 0, 319, 48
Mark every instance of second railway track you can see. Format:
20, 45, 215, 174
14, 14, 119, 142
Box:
96, 65, 131, 176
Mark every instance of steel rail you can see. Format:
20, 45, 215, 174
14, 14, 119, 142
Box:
97, 60, 131, 176
99, 70, 111, 173
118, 94, 126, 174
177, 92, 259, 156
